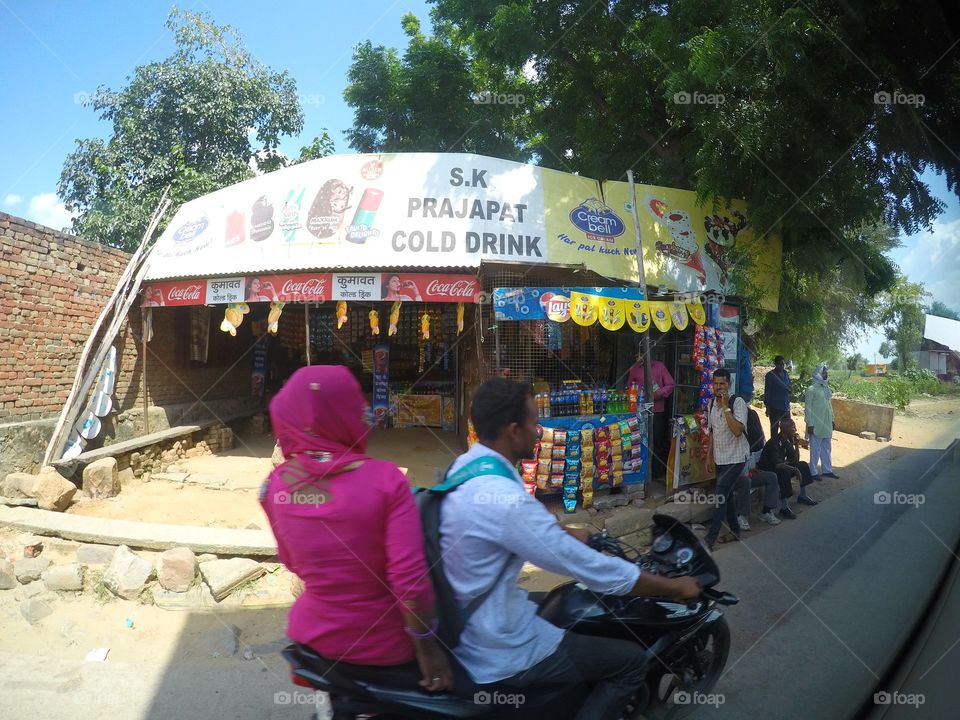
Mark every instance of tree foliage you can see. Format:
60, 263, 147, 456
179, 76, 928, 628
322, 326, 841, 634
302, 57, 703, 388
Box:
878, 274, 929, 372
927, 300, 960, 321
58, 9, 309, 250
345, 0, 960, 355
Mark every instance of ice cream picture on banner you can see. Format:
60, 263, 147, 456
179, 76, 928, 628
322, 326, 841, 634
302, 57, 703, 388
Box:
249, 195, 275, 242
646, 196, 707, 287
307, 179, 353, 241
280, 186, 306, 242
702, 210, 749, 288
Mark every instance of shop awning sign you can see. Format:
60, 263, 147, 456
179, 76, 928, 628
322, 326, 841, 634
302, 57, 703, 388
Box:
142, 273, 480, 307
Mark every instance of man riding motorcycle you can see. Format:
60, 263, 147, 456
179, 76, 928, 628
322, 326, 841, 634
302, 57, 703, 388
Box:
440, 379, 700, 720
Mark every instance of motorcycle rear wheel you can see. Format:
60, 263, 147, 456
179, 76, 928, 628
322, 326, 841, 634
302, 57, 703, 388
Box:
642, 616, 731, 720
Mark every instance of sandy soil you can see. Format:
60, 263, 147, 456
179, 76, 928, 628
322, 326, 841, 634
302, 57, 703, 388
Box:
64, 428, 461, 529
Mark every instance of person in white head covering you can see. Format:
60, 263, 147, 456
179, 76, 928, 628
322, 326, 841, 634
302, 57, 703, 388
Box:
804, 363, 839, 479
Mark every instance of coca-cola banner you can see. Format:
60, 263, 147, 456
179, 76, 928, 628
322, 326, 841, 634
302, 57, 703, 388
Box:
379, 274, 480, 303
142, 280, 206, 307
142, 273, 478, 306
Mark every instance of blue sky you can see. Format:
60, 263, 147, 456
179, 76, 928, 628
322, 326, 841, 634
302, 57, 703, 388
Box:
1, 1, 957, 360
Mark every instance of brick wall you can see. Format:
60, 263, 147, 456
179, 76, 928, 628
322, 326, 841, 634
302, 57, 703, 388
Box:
0, 212, 253, 425
0, 212, 132, 421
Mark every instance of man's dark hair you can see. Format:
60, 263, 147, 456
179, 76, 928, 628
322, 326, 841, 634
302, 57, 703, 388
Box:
471, 379, 534, 442
774, 355, 785, 365
712, 368, 731, 381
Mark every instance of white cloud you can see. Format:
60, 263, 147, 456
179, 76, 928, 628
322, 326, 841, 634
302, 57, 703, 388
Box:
26, 193, 75, 232
897, 218, 960, 310
2, 194, 23, 207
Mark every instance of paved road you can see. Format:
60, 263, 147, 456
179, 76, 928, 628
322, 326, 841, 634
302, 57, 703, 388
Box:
694, 421, 960, 720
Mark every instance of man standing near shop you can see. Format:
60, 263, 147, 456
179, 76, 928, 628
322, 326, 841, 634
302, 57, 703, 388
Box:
764, 355, 792, 438
626, 348, 675, 478
704, 369, 750, 551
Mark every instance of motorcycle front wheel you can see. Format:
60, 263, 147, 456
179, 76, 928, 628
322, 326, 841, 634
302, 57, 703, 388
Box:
642, 616, 731, 720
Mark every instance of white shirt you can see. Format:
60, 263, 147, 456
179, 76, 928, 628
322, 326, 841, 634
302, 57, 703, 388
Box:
439, 442, 641, 684
707, 397, 750, 465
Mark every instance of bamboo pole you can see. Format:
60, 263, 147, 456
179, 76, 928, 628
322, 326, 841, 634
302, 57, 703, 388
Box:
42, 191, 170, 466
304, 303, 311, 365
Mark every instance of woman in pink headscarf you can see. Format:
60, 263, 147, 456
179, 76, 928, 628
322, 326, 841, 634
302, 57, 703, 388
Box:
260, 365, 451, 691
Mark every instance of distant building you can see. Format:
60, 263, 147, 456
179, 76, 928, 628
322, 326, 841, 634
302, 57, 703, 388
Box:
917, 314, 960, 379
864, 363, 888, 376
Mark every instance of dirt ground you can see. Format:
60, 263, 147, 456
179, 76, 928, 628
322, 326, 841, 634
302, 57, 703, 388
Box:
63, 428, 462, 529
62, 398, 960, 530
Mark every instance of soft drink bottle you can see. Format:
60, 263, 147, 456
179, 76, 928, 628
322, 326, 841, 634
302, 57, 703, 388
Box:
544, 392, 551, 418
628, 385, 638, 413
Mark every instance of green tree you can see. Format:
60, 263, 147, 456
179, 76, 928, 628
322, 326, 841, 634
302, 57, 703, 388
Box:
346, 1, 959, 355
846, 352, 867, 377
878, 275, 929, 372
58, 9, 306, 250
927, 300, 960, 321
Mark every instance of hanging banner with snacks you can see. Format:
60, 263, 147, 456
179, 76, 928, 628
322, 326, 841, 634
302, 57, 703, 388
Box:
493, 287, 649, 326
142, 153, 780, 312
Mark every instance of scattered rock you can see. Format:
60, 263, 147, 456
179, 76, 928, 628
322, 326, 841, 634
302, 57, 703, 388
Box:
1, 473, 30, 499
103, 545, 153, 600
245, 522, 261, 530
877, 436, 889, 442
23, 542, 44, 558
242, 648, 255, 661
42, 563, 84, 591
157, 548, 197, 593
204, 624, 240, 657
860, 431, 877, 441
20, 598, 53, 625
151, 582, 217, 610
0, 559, 16, 589
631, 498, 646, 507
15, 557, 52, 583
199, 558, 265, 602
0, 497, 38, 507
77, 544, 117, 565
118, 467, 135, 486
130, 452, 142, 465
83, 458, 121, 499
197, 553, 218, 563
19, 581, 46, 600
16, 469, 77, 511
593, 495, 630, 510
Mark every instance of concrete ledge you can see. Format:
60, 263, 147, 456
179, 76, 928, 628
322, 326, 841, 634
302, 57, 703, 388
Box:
0, 506, 277, 557
55, 424, 211, 471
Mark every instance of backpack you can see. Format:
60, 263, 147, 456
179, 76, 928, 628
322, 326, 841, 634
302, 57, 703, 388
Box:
415, 455, 518, 649
711, 395, 765, 453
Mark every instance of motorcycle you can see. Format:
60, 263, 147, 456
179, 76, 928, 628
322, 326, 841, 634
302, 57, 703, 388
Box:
281, 513, 738, 719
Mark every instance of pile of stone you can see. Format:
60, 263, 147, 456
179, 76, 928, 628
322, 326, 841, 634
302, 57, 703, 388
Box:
2, 458, 126, 511
1, 536, 295, 625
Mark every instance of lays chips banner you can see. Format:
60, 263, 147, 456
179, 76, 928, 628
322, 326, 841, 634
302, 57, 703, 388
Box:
492, 288, 705, 332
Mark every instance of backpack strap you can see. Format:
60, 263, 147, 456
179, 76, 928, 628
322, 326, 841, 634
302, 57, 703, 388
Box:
432, 454, 520, 624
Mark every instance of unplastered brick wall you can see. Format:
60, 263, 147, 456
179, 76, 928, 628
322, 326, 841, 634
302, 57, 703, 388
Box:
0, 212, 253, 425
0, 212, 133, 422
